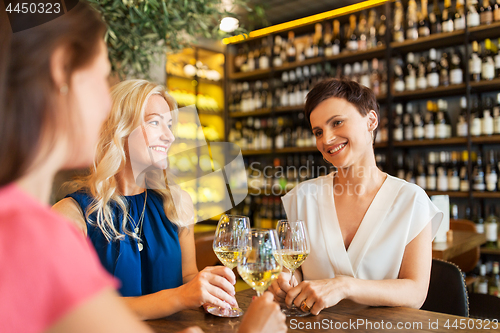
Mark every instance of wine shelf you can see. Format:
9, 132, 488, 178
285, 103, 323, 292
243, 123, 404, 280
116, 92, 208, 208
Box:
166, 73, 224, 86
229, 108, 272, 118
392, 84, 466, 101
241, 149, 273, 156
390, 30, 465, 54
325, 45, 387, 63
277, 146, 318, 154
273, 57, 324, 73
480, 247, 500, 255
229, 68, 271, 80
426, 191, 469, 198
469, 21, 500, 42
472, 191, 500, 199
470, 78, 500, 94
394, 137, 468, 147
275, 105, 304, 113
471, 135, 500, 144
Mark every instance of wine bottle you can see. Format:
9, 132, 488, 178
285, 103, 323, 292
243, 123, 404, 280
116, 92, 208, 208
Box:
430, 0, 443, 33
471, 97, 483, 136
417, 56, 429, 89
449, 151, 461, 191
377, 14, 387, 46
404, 103, 415, 140
482, 97, 494, 135
405, 52, 418, 91
393, 0, 405, 42
427, 152, 438, 190
370, 58, 381, 95
425, 101, 436, 139
442, 0, 456, 32
489, 262, 500, 296
467, 0, 481, 27
436, 151, 449, 191
347, 15, 359, 52
477, 264, 489, 294
473, 152, 486, 191
460, 150, 470, 191
394, 103, 404, 141
450, 50, 464, 84
455, 0, 466, 29
368, 9, 378, 48
413, 103, 426, 139
358, 13, 368, 51
416, 155, 427, 188
427, 49, 440, 88
332, 20, 341, 55
482, 39, 496, 81
457, 97, 469, 137
480, 0, 493, 24
259, 38, 270, 70
485, 150, 498, 191
273, 36, 283, 67
360, 60, 371, 88
315, 23, 325, 57
407, 0, 419, 40
324, 23, 333, 57
287, 31, 296, 63
435, 99, 448, 139
470, 41, 482, 82
439, 51, 450, 87
494, 93, 500, 134
419, 0, 431, 37
485, 204, 498, 248
394, 58, 406, 92
494, 0, 500, 20
473, 204, 485, 234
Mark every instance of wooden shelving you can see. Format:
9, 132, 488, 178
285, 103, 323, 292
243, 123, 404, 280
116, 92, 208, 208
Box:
229, 108, 272, 118
390, 30, 465, 53
276, 146, 318, 154
274, 57, 324, 73
394, 137, 468, 147
426, 191, 469, 198
275, 105, 304, 113
480, 247, 500, 255
469, 21, 500, 41
470, 78, 500, 94
241, 149, 272, 156
392, 84, 466, 101
471, 135, 500, 144
229, 68, 271, 80
325, 45, 387, 63
166, 73, 223, 86
472, 191, 500, 199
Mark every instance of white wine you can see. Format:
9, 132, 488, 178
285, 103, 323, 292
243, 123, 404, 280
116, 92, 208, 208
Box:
238, 264, 281, 294
214, 247, 243, 269
280, 250, 309, 271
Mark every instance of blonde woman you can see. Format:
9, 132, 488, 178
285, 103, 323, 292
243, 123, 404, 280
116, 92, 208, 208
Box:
53, 80, 239, 320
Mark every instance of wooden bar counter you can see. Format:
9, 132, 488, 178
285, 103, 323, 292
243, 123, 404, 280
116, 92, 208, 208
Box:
432, 231, 486, 260
147, 289, 497, 333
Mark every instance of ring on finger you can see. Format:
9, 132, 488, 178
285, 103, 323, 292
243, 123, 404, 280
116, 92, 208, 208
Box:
300, 299, 311, 312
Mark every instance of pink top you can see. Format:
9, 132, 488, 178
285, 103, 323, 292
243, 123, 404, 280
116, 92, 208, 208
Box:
0, 184, 118, 333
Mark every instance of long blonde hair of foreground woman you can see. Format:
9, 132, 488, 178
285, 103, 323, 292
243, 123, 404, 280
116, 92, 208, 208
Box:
69, 79, 190, 241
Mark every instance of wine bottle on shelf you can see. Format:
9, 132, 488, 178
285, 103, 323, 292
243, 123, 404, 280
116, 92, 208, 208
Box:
449, 152, 460, 191
416, 155, 427, 189
450, 50, 464, 84
451, 204, 459, 220
417, 56, 429, 89
396, 154, 405, 179
273, 36, 283, 68
455, 0, 466, 29
287, 31, 296, 63
405, 52, 418, 91
482, 97, 494, 135
471, 97, 483, 136
347, 15, 359, 52
460, 150, 470, 191
413, 104, 426, 139
407, 0, 419, 40
442, 0, 456, 32
393, 0, 405, 42
494, 93, 500, 134
473, 152, 486, 191
370, 58, 381, 95
394, 103, 404, 141
485, 150, 498, 191
425, 101, 436, 139
482, 39, 496, 81
332, 20, 341, 55
377, 14, 387, 46
404, 103, 414, 141
439, 51, 450, 87
457, 97, 469, 137
259, 38, 270, 70
436, 152, 449, 191
467, 0, 481, 27
489, 262, 500, 296
427, 152, 438, 190
315, 23, 325, 57
477, 264, 489, 294
427, 48, 440, 88
419, 0, 431, 37
435, 99, 448, 139
405, 155, 416, 184
247, 48, 255, 72
358, 13, 368, 51
360, 60, 371, 88
324, 23, 333, 57
480, 0, 494, 24
495, 38, 500, 78
474, 204, 485, 234
394, 58, 406, 92
430, 0, 443, 33
485, 204, 498, 248
470, 41, 482, 82
305, 36, 315, 59
368, 9, 378, 49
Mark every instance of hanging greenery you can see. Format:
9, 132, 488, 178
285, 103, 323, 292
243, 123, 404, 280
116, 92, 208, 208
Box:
88, 0, 249, 79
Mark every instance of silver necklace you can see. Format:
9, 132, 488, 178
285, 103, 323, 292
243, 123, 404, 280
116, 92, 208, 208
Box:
131, 190, 147, 252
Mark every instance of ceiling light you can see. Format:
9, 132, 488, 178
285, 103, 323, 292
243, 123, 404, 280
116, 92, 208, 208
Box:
220, 17, 239, 33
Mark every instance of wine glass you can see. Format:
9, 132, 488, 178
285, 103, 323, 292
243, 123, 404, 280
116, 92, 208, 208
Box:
237, 228, 282, 297
209, 214, 250, 317
276, 219, 310, 316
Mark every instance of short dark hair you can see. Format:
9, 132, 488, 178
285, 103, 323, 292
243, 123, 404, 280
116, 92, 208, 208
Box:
0, 1, 107, 186
304, 78, 380, 141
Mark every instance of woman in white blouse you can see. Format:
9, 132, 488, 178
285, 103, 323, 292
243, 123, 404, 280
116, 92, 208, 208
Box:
269, 78, 443, 315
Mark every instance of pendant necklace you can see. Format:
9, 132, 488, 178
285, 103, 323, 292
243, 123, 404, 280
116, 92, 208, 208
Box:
131, 190, 147, 252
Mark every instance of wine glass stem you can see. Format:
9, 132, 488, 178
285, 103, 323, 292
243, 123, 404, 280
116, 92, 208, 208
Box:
256, 291, 263, 297
289, 269, 295, 285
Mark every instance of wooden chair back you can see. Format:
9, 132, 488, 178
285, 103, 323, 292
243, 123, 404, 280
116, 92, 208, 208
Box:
449, 219, 480, 273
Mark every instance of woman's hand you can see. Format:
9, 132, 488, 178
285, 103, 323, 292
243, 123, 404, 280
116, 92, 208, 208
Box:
238, 292, 287, 333
177, 266, 238, 310
285, 276, 352, 315
268, 271, 297, 303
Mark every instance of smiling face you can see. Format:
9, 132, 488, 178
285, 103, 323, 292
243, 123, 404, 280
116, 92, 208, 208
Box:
310, 97, 377, 169
128, 95, 175, 171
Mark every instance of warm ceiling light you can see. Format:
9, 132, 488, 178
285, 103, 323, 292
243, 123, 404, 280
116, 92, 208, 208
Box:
220, 17, 239, 32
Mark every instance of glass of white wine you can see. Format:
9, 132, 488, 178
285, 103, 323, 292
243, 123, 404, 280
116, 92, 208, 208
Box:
276, 219, 310, 316
237, 228, 282, 297
210, 214, 250, 317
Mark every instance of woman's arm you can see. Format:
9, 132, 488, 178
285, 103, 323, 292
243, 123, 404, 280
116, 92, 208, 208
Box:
284, 222, 432, 315
52, 198, 87, 236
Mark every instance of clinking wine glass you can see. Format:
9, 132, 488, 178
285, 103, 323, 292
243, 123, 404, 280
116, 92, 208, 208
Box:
237, 229, 282, 297
276, 219, 310, 316
209, 214, 250, 317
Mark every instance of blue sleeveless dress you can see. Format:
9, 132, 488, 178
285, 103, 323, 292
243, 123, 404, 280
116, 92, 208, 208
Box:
67, 190, 183, 297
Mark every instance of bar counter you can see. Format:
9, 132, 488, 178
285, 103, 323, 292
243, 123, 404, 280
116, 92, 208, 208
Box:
147, 289, 494, 333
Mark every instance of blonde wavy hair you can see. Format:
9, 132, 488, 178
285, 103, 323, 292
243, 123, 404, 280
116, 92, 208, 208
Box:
69, 79, 192, 241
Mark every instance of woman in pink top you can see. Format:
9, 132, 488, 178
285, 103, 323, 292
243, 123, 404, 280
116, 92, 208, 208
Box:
0, 2, 285, 333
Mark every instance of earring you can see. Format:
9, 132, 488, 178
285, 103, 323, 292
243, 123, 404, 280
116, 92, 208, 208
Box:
60, 84, 68, 95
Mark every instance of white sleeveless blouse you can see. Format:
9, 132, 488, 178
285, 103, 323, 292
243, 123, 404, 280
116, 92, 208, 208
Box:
281, 173, 443, 281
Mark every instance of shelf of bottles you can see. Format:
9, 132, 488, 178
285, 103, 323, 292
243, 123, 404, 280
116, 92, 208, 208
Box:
225, 0, 500, 229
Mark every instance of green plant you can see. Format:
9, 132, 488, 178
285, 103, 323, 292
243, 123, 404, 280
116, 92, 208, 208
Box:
88, 0, 249, 79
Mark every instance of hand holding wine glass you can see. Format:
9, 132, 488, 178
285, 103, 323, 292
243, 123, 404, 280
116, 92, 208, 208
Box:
275, 219, 310, 316
237, 229, 282, 297
209, 214, 250, 317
